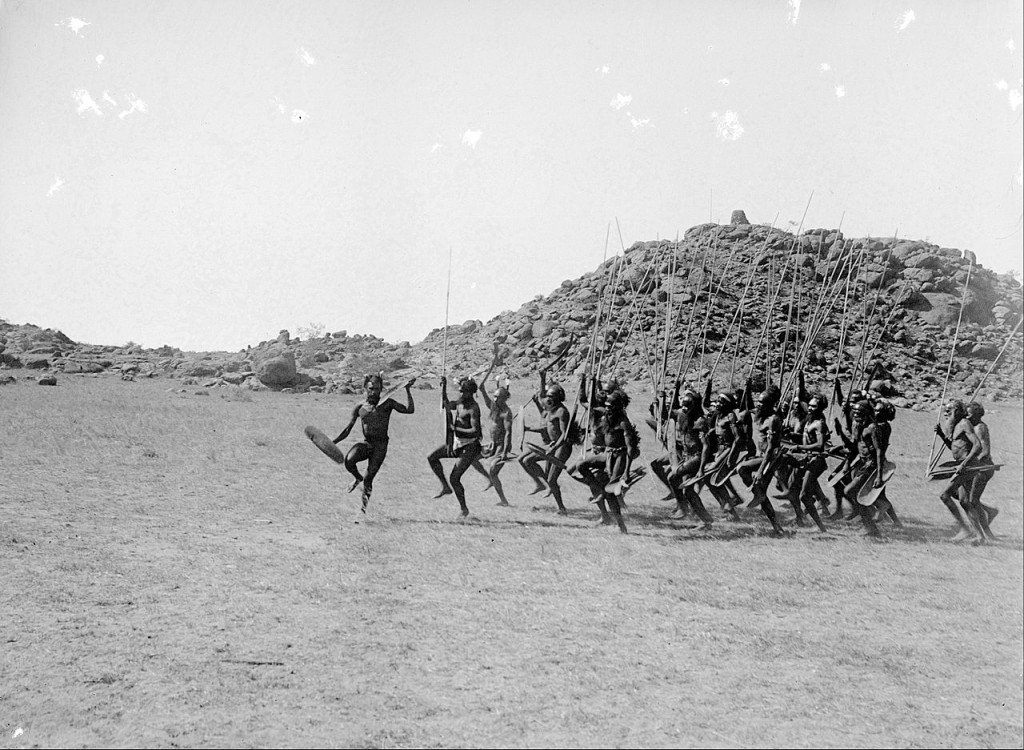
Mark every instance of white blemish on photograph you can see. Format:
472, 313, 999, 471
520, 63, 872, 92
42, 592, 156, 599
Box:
430, 143, 444, 153
711, 110, 744, 141
995, 80, 1009, 91
610, 93, 632, 110
297, 47, 316, 66
12, 729, 23, 739
1009, 87, 1022, 112
102, 91, 117, 107
819, 63, 831, 73
835, 84, 846, 99
1007, 39, 1015, 52
788, 0, 801, 25
72, 88, 102, 116
96, 54, 104, 67
48, 177, 65, 197
462, 129, 482, 148
595, 64, 610, 76
118, 94, 148, 120
271, 96, 286, 114
718, 78, 730, 87
896, 9, 916, 32
57, 16, 91, 37
628, 112, 652, 130
290, 109, 307, 123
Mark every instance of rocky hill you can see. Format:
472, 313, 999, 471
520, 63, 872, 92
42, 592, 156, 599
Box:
409, 219, 1023, 409
2, 216, 1021, 409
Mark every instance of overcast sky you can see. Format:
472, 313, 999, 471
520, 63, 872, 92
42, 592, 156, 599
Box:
1, 0, 1021, 351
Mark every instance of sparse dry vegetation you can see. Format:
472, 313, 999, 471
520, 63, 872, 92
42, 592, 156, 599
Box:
1, 375, 1021, 747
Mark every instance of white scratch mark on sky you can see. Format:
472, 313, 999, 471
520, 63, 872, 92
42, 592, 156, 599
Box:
626, 112, 652, 130
118, 94, 148, 119
462, 129, 482, 148
290, 109, 307, 123
271, 96, 286, 114
819, 63, 831, 73
610, 93, 632, 110
711, 110, 744, 141
73, 89, 102, 116
96, 54, 104, 66
788, 0, 801, 25
47, 177, 65, 197
996, 79, 1023, 111
718, 78, 730, 86
57, 16, 91, 37
595, 64, 610, 75
1009, 87, 1022, 112
896, 9, 916, 32
430, 143, 444, 153
297, 47, 316, 66
834, 84, 846, 99
102, 91, 117, 108
12, 729, 23, 740
1007, 39, 1015, 52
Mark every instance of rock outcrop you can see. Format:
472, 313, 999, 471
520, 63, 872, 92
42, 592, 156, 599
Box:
2, 217, 1020, 407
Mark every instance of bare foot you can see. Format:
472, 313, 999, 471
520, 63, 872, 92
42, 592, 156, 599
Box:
496, 500, 511, 507
950, 527, 975, 543
434, 487, 454, 499
348, 478, 362, 493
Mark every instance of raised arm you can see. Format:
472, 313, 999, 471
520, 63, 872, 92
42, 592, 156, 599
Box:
390, 378, 416, 414
479, 343, 502, 410
797, 370, 809, 405
834, 417, 854, 449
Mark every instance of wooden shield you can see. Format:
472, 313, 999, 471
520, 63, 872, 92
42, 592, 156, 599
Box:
856, 460, 897, 506
305, 425, 345, 464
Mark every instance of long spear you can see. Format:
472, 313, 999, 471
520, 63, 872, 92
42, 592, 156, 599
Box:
579, 224, 613, 457
780, 251, 858, 400
440, 247, 453, 445
925, 259, 975, 476
710, 217, 781, 384
848, 232, 898, 389
967, 318, 1023, 401
674, 230, 715, 385
828, 239, 859, 417
854, 279, 912, 393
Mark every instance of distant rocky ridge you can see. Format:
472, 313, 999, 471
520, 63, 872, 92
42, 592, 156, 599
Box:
2, 218, 1021, 408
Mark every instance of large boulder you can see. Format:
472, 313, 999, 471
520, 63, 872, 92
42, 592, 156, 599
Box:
256, 349, 297, 388
532, 320, 558, 339
915, 292, 962, 326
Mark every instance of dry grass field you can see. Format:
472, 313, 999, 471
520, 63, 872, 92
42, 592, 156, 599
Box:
2, 375, 1022, 748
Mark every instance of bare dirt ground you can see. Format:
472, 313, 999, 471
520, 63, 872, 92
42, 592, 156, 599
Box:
2, 375, 1021, 748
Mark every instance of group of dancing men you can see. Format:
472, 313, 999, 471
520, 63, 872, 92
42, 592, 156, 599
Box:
326, 347, 1000, 543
